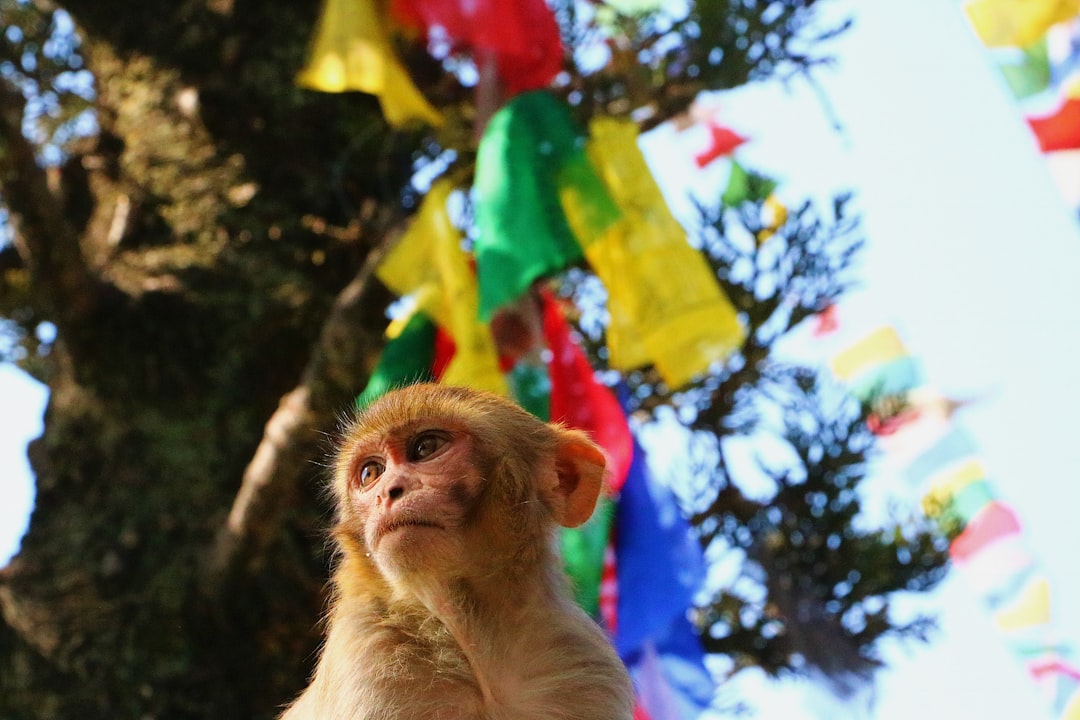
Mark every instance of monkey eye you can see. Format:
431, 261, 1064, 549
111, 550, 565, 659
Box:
357, 460, 385, 488
407, 431, 450, 462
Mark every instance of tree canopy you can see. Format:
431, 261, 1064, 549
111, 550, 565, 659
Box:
0, 1, 947, 717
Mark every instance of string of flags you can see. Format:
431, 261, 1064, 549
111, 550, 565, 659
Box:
831, 327, 1080, 720
297, 1, 754, 716
957, 1, 1080, 219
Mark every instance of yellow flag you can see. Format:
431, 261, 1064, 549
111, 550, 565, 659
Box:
830, 326, 907, 381
963, 0, 1080, 48
993, 576, 1051, 630
1062, 688, 1080, 720
584, 117, 745, 388
376, 180, 506, 395
757, 194, 788, 245
296, 0, 443, 127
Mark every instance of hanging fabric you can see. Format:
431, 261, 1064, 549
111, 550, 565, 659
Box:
376, 179, 506, 395
356, 311, 437, 408
473, 91, 621, 319
832, 327, 1080, 720
693, 122, 748, 168
389, 0, 563, 94
584, 117, 745, 388
963, 0, 1080, 48
296, 0, 443, 127
957, 6, 1080, 221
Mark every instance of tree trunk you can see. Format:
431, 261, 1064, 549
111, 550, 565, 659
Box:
0, 1, 407, 716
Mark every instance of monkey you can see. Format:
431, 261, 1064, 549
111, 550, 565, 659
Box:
280, 383, 635, 720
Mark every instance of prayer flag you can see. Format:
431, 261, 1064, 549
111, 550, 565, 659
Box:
995, 576, 1052, 631
473, 91, 620, 319
721, 160, 778, 207
356, 312, 437, 408
830, 326, 909, 382
377, 179, 506, 395
616, 441, 713, 718
584, 117, 745, 387
562, 496, 617, 618
389, 0, 563, 94
963, 0, 1080, 48
296, 0, 443, 127
542, 291, 634, 491
1028, 94, 1080, 151
630, 640, 713, 720
950, 501, 1023, 561
999, 40, 1053, 98
693, 122, 748, 168
614, 442, 706, 659
835, 326, 1080, 719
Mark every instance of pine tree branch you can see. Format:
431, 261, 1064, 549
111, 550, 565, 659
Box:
0, 80, 100, 327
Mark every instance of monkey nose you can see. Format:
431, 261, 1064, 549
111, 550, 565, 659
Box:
380, 476, 409, 506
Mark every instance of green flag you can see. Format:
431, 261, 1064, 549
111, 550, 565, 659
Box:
356, 312, 437, 409
473, 91, 619, 319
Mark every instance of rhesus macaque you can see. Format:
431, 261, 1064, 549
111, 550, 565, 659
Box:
281, 383, 634, 720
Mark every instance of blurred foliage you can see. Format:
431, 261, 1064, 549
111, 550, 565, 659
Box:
0, 0, 94, 162
566, 176, 949, 685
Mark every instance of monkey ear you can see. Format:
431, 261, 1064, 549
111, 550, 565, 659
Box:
546, 429, 607, 528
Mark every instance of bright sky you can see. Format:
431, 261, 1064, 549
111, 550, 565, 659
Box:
2, 1, 1080, 718
706, 1, 1080, 718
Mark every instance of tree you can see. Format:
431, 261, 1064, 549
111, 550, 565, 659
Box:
0, 1, 946, 717
566, 182, 950, 694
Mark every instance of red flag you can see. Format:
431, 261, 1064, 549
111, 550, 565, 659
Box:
541, 291, 633, 492
1027, 96, 1080, 152
390, 0, 563, 94
694, 122, 748, 168
812, 303, 840, 337
431, 327, 456, 381
950, 501, 1022, 562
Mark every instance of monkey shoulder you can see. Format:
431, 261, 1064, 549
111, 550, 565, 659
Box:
294, 602, 485, 718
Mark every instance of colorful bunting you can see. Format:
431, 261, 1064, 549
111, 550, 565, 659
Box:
963, 0, 1080, 48
614, 441, 706, 659
949, 501, 1023, 562
812, 304, 840, 337
389, 0, 564, 95
563, 496, 618, 618
721, 159, 778, 207
756, 194, 788, 245
959, 7, 1080, 219
322, 10, 726, 706
1028, 92, 1080, 151
613, 440, 713, 719
356, 311, 436, 408
693, 122, 748, 168
376, 179, 507, 396
473, 91, 621, 319
829, 325, 910, 392
998, 40, 1053, 98
583, 117, 745, 388
832, 327, 1080, 720
543, 291, 634, 491
296, 0, 443, 127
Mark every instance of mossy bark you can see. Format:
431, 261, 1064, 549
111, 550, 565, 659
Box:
0, 2, 405, 716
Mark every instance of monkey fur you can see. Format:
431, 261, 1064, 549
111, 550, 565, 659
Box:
280, 384, 634, 720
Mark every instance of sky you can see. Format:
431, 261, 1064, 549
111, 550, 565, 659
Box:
3, 1, 1080, 718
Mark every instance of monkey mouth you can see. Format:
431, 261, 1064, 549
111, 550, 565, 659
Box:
376, 517, 442, 541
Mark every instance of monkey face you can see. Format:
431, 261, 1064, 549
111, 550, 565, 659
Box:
340, 421, 487, 579
333, 384, 608, 589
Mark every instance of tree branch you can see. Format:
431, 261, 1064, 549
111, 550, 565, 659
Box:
0, 81, 99, 326
202, 229, 398, 591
